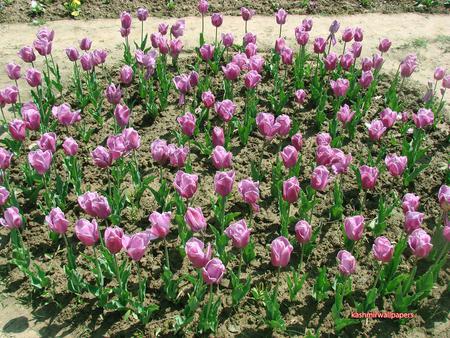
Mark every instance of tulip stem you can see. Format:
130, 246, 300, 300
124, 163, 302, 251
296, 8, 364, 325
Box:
274, 266, 281, 301
372, 261, 382, 289
215, 27, 218, 46
0, 107, 6, 125
278, 24, 282, 38
140, 21, 144, 47
238, 249, 243, 280
245, 21, 247, 34
113, 254, 122, 288
164, 240, 171, 271
298, 245, 304, 273
205, 283, 213, 320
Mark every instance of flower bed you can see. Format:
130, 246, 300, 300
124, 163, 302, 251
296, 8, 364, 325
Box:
0, 4, 449, 337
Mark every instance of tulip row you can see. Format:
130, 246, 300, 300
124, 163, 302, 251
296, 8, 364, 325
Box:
0, 3, 448, 336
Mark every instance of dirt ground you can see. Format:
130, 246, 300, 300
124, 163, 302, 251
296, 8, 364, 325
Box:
0, 0, 448, 24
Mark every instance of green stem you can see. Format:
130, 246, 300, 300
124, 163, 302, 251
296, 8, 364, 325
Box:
164, 239, 171, 271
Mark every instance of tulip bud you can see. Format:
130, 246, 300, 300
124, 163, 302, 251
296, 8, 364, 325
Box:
295, 220, 312, 244
359, 165, 379, 190
280, 145, 298, 169
214, 170, 235, 196
212, 126, 225, 147
344, 215, 364, 241
238, 178, 260, 212
372, 236, 394, 262
282, 177, 300, 203
275, 8, 287, 25
211, 13, 223, 27
337, 250, 356, 276
271, 236, 293, 267
291, 132, 303, 151
402, 193, 420, 214
404, 211, 424, 234
122, 232, 150, 261
185, 207, 207, 232
80, 37, 92, 51
37, 132, 57, 153
214, 99, 236, 122
311, 165, 329, 191
28, 149, 52, 175
384, 154, 407, 177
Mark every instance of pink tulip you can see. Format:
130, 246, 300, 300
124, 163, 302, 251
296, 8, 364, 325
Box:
91, 146, 112, 168
212, 126, 225, 147
249, 55, 264, 72
186, 238, 212, 268
316, 132, 331, 146
295, 220, 312, 244
380, 108, 397, 128
232, 53, 249, 70
1, 207, 22, 229
313, 37, 326, 54
337, 250, 356, 276
302, 18, 313, 31
0, 148, 13, 169
211, 13, 223, 27
215, 100, 236, 122
342, 27, 354, 42
33, 38, 52, 56
174, 170, 198, 199
120, 11, 132, 29
281, 47, 294, 65
37, 132, 57, 153
282, 177, 300, 203
324, 52, 338, 71
400, 54, 418, 78
222, 33, 234, 48
18, 46, 36, 63
80, 37, 92, 51
245, 43, 257, 58
105, 84, 122, 105
434, 67, 446, 81
275, 38, 286, 54
340, 52, 354, 71
5, 63, 21, 80
359, 165, 379, 190
412, 108, 434, 128
158, 37, 169, 54
402, 193, 420, 214
344, 215, 364, 241
271, 236, 293, 267
52, 103, 81, 126
202, 258, 225, 284
241, 7, 255, 21
214, 170, 235, 197
177, 112, 196, 137
119, 65, 133, 85
442, 75, 450, 88
359, 71, 373, 89
225, 219, 251, 248
159, 23, 169, 35
185, 207, 207, 232
330, 78, 350, 97
275, 8, 287, 25
107, 134, 127, 160
337, 104, 355, 126
244, 70, 262, 89
45, 207, 69, 234
276, 114, 291, 136
378, 38, 392, 53
80, 53, 93, 71
212, 146, 233, 170
367, 119, 386, 142
28, 150, 52, 175
291, 132, 303, 151
1, 86, 19, 104
243, 32, 257, 46
22, 102, 41, 130
75, 219, 99, 246
256, 112, 280, 140
9, 119, 26, 141
354, 27, 363, 41
168, 144, 189, 168
238, 178, 260, 212
280, 145, 298, 169
330, 149, 352, 175
77, 191, 111, 219
122, 232, 150, 261
62, 137, 78, 156
171, 19, 185, 38
315, 146, 333, 166
201, 91, 215, 108
311, 165, 329, 191
222, 62, 240, 81
169, 39, 184, 58
404, 211, 424, 234
408, 229, 432, 258
0, 186, 9, 206
295, 26, 309, 46
113, 104, 130, 127
372, 236, 394, 263
137, 7, 148, 21
351, 42, 362, 58
151, 139, 169, 165
147, 211, 171, 240
197, 0, 209, 15
438, 185, 450, 211
384, 154, 407, 177
122, 128, 140, 152
361, 57, 373, 71
25, 68, 42, 87
294, 89, 307, 104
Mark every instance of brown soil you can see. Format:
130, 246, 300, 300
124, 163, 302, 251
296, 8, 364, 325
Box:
0, 48, 448, 337
0, 0, 449, 24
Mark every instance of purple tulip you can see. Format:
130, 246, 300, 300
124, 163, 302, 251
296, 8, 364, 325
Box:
105, 83, 122, 105
400, 54, 418, 78
122, 232, 150, 261
256, 112, 280, 140
215, 99, 236, 122
243, 32, 257, 46
0, 148, 13, 169
119, 65, 133, 85
330, 149, 352, 175
201, 91, 216, 109
202, 258, 225, 284
80, 37, 92, 51
302, 18, 313, 31
169, 39, 183, 58
173, 74, 191, 105
238, 178, 260, 212
372, 236, 394, 263
241, 7, 255, 21
294, 89, 307, 104
168, 144, 189, 168
174, 170, 198, 199
45, 207, 69, 234
5, 63, 21, 80
0, 186, 9, 206
291, 133, 303, 151
344, 215, 364, 241
62, 137, 78, 156
37, 132, 57, 153
212, 146, 232, 170
337, 104, 355, 126
185, 207, 207, 232
75, 218, 99, 246
177, 112, 196, 137
232, 53, 249, 70
385, 154, 407, 177
351, 42, 362, 58
198, 0, 209, 14
8, 119, 26, 141
120, 11, 132, 29
330, 78, 350, 97
147, 211, 171, 240
378, 38, 392, 53
361, 57, 373, 71
225, 219, 251, 248
402, 193, 420, 214
211, 13, 223, 27
104, 226, 124, 254
18, 46, 36, 63
404, 211, 424, 234
107, 134, 127, 160
245, 43, 257, 58
122, 128, 140, 152
359, 165, 379, 190
281, 47, 294, 65
271, 236, 293, 267
77, 191, 111, 219
244, 70, 262, 89
359, 71, 373, 89
186, 238, 212, 268
295, 220, 312, 244
324, 52, 338, 71
91, 146, 112, 168
274, 38, 286, 54
222, 33, 234, 48
408, 229, 433, 258
313, 37, 326, 54
412, 108, 434, 128
212, 126, 225, 147
33, 38, 52, 56
340, 52, 354, 71
282, 177, 300, 203
295, 26, 309, 46
25, 68, 42, 87
337, 250, 356, 276
342, 27, 354, 42
1, 207, 22, 229
249, 55, 264, 73
28, 149, 52, 175
80, 53, 93, 71
380, 108, 397, 128
214, 170, 235, 197
171, 19, 185, 38
222, 62, 240, 81
438, 185, 450, 211
52, 103, 81, 126
136, 7, 148, 21
280, 145, 298, 169
311, 165, 329, 191
65, 47, 79, 62
276, 111, 293, 135
114, 104, 130, 128
199, 44, 215, 61
275, 8, 287, 25
158, 23, 169, 35
367, 119, 386, 142
434, 67, 446, 81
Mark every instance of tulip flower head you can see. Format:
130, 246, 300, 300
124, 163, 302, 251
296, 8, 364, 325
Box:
404, 211, 424, 234
359, 165, 379, 190
174, 171, 198, 199
344, 215, 365, 241
225, 219, 251, 248
295, 220, 312, 244
77, 191, 111, 219
185, 207, 207, 232
402, 193, 420, 214
337, 250, 356, 276
385, 154, 407, 177
438, 185, 450, 212
408, 229, 433, 258
238, 178, 260, 212
372, 236, 394, 263
311, 165, 330, 191
214, 170, 235, 197
1, 207, 23, 229
282, 176, 300, 203
202, 258, 225, 284
105, 226, 124, 254
271, 236, 293, 267
75, 218, 99, 246
28, 149, 52, 175
147, 211, 172, 240
186, 238, 212, 268
212, 146, 233, 170
122, 232, 150, 261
